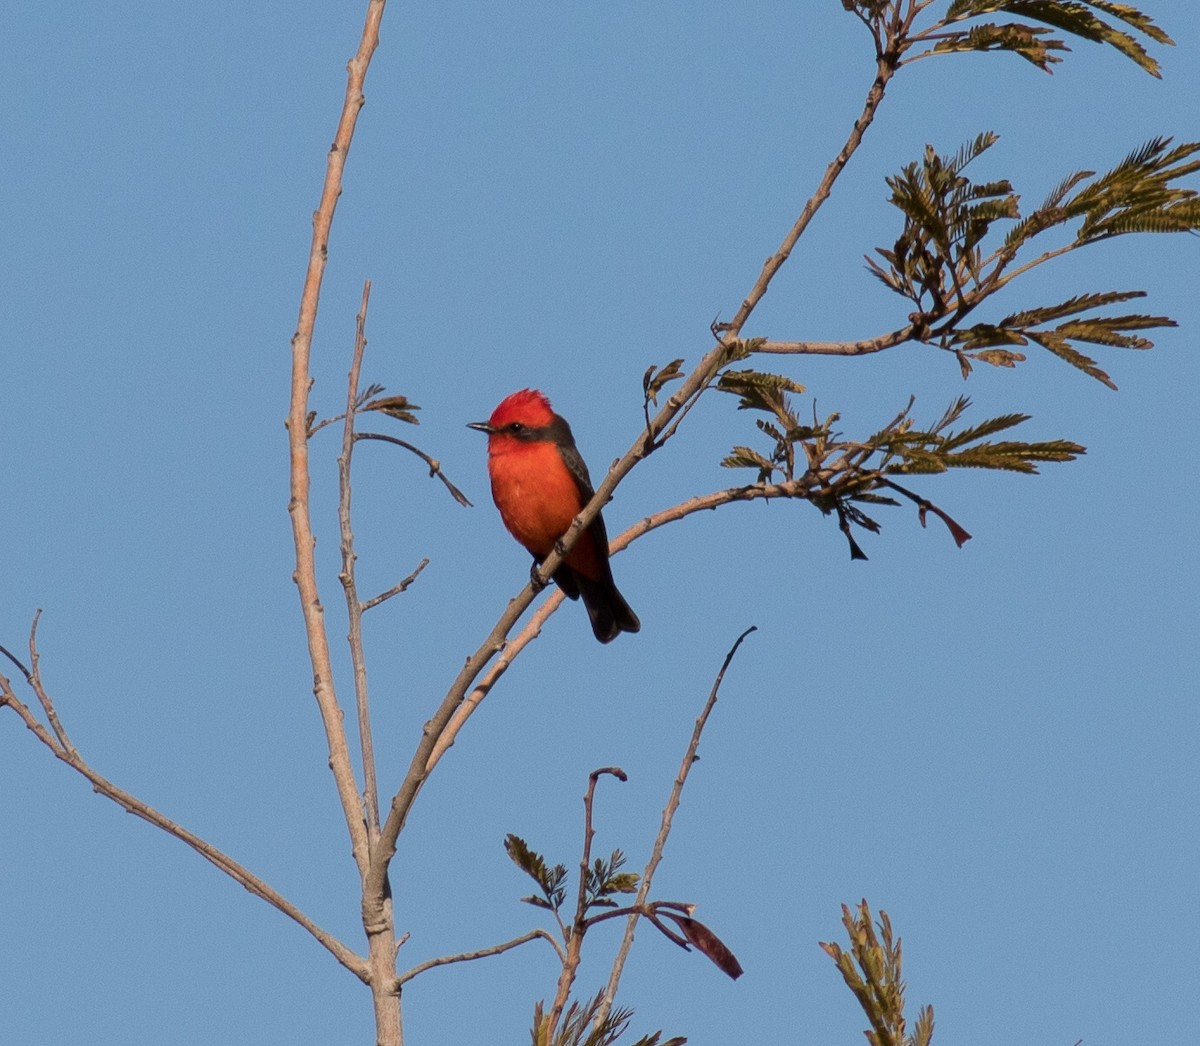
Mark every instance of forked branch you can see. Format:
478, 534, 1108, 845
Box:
0, 644, 366, 980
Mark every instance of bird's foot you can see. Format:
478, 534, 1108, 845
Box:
529, 561, 549, 593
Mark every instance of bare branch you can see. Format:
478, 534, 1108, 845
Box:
0, 670, 367, 980
597, 627, 756, 1027
284, 0, 383, 882
339, 281, 381, 833
362, 557, 431, 612
281, 4, 404, 1040
27, 610, 75, 755
423, 588, 563, 774
354, 433, 474, 507
423, 479, 819, 771
546, 768, 629, 1035
395, 929, 564, 987
756, 327, 915, 355
714, 48, 900, 342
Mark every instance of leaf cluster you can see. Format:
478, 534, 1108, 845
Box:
585, 850, 639, 911
868, 134, 1198, 386
869, 395, 1081, 476
716, 369, 809, 482
507, 835, 638, 917
919, 0, 1173, 75
717, 385, 1082, 559
952, 290, 1169, 389
871, 132, 1019, 316
507, 833, 570, 913
506, 834, 741, 981
361, 388, 421, 425
530, 993, 685, 1046
821, 901, 935, 1046
642, 359, 685, 410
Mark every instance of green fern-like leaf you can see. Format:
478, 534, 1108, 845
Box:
821, 902, 934, 1046
970, 348, 1027, 368
602, 873, 640, 896
928, 395, 973, 435
930, 22, 1067, 71
951, 288, 1176, 387
721, 446, 777, 481
939, 411, 1031, 450
998, 289, 1147, 327
942, 0, 1173, 76
1068, 138, 1200, 242
954, 324, 1030, 350
505, 834, 568, 912
531, 993, 686, 1046
1054, 318, 1159, 349
717, 369, 806, 411
940, 438, 1083, 473
1086, 0, 1173, 43
362, 393, 421, 425
886, 448, 949, 474
1025, 329, 1116, 388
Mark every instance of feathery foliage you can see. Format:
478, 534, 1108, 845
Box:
717, 388, 1082, 558
506, 834, 569, 913
530, 993, 686, 1046
716, 370, 808, 482
922, 0, 1174, 75
865, 135, 1198, 386
584, 850, 640, 911
361, 389, 421, 425
952, 290, 1169, 389
821, 902, 935, 1046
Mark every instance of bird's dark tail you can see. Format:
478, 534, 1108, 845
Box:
575, 573, 640, 644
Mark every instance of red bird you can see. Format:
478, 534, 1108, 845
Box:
469, 389, 640, 643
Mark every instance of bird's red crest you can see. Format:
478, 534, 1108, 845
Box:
489, 388, 555, 429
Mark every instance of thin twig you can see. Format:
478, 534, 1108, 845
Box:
339, 280, 380, 832
28, 610, 74, 754
354, 433, 473, 507
544, 768, 628, 1038
596, 626, 756, 1028
583, 900, 693, 932
395, 929, 564, 987
0, 642, 32, 682
362, 558, 431, 613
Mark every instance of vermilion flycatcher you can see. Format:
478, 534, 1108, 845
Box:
468, 389, 640, 643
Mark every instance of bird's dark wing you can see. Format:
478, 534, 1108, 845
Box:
545, 414, 595, 500
548, 413, 614, 551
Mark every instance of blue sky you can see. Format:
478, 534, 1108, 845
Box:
3, 3, 1198, 1044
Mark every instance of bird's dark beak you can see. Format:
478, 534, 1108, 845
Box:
466, 421, 493, 434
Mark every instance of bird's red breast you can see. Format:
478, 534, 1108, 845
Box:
478, 389, 607, 579
487, 440, 588, 560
